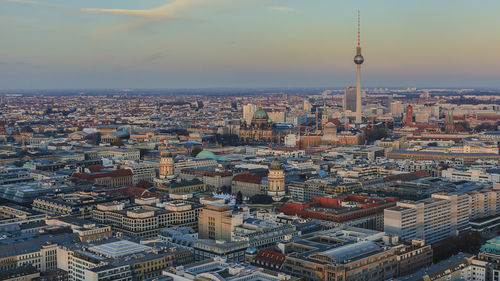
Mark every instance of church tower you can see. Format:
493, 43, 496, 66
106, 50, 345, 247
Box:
160, 149, 174, 178
267, 158, 286, 201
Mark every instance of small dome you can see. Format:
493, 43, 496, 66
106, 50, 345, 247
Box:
325, 122, 336, 129
161, 149, 172, 157
252, 106, 269, 120
246, 247, 258, 254
270, 159, 283, 170
195, 150, 217, 160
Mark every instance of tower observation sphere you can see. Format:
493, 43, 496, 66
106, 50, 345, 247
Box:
354, 54, 364, 65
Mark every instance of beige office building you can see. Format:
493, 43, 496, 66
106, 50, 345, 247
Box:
198, 203, 242, 241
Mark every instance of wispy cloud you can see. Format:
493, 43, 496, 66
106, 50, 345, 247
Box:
5, 0, 38, 4
268, 6, 296, 13
83, 0, 283, 35
81, 0, 199, 20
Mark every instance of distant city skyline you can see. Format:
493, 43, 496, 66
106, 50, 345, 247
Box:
1, 0, 500, 89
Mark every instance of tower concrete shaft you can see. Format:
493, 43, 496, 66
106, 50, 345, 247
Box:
356, 63, 362, 124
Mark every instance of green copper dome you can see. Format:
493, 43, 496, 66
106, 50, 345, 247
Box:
161, 149, 172, 157
253, 107, 269, 120
195, 150, 217, 160
270, 159, 283, 170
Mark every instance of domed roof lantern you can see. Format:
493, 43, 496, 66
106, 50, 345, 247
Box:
270, 157, 283, 170
161, 149, 173, 157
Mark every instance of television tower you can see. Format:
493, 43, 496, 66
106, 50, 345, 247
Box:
354, 10, 364, 124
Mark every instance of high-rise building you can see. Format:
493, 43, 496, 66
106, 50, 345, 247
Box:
267, 110, 286, 123
354, 11, 364, 124
344, 86, 357, 113
445, 109, 456, 132
390, 101, 403, 117
243, 103, 256, 124
303, 99, 312, 113
160, 149, 174, 178
414, 112, 429, 124
267, 159, 286, 201
198, 203, 242, 241
384, 187, 500, 244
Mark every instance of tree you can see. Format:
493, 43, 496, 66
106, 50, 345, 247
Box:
111, 138, 124, 147
367, 127, 388, 142
12, 160, 25, 167
431, 231, 482, 263
250, 194, 274, 204
236, 191, 243, 205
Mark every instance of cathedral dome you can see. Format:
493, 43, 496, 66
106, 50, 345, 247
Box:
252, 107, 269, 120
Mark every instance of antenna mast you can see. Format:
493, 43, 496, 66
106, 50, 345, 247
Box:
357, 10, 360, 47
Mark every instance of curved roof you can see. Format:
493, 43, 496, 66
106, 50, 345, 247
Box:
196, 150, 217, 160
253, 107, 269, 120
325, 122, 337, 129
269, 159, 283, 170
161, 149, 172, 157
314, 241, 381, 264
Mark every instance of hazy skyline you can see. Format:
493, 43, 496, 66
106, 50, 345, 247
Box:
1, 0, 500, 89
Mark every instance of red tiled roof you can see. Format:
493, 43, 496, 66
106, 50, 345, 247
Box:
232, 171, 266, 184
87, 165, 104, 173
384, 170, 430, 182
136, 180, 154, 189
253, 249, 286, 268
328, 118, 341, 126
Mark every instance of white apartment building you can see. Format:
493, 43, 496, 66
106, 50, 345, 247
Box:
442, 168, 500, 183
243, 103, 257, 124
175, 159, 218, 173
121, 163, 156, 185
384, 187, 500, 244
449, 145, 499, 155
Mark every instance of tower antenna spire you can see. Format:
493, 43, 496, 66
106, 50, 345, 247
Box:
357, 10, 360, 47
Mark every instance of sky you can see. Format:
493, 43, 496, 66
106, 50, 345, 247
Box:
1, 0, 500, 89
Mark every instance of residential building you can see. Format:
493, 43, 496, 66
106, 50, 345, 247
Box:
92, 200, 202, 237
231, 171, 267, 197
156, 179, 206, 194
442, 168, 500, 183
384, 187, 500, 244
33, 192, 130, 219
72, 169, 133, 187
46, 216, 112, 243
179, 169, 233, 190
120, 162, 156, 185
